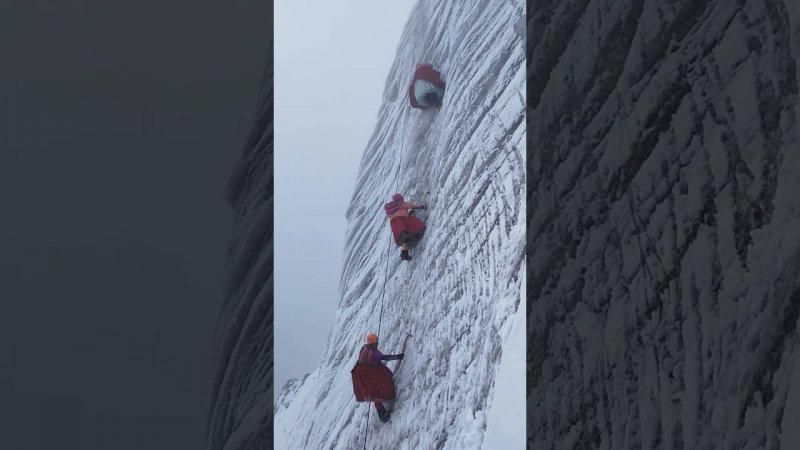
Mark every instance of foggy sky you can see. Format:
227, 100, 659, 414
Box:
0, 2, 270, 449
274, 0, 416, 391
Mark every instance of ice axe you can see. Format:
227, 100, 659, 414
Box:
395, 332, 413, 370
410, 192, 429, 217
400, 332, 413, 353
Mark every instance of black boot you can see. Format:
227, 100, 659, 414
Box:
400, 250, 411, 261
377, 405, 391, 422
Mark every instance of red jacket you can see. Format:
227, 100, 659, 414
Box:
408, 63, 446, 108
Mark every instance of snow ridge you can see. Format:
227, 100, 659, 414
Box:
527, 1, 800, 448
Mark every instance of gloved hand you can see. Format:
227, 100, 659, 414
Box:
397, 353, 405, 360
415, 205, 427, 210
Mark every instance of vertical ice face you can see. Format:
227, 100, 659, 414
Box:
207, 1, 526, 449
205, 42, 275, 450
527, 1, 800, 448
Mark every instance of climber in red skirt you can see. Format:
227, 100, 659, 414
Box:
351, 333, 405, 422
383, 193, 427, 261
408, 63, 446, 109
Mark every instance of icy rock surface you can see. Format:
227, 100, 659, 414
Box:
527, 1, 800, 449
204, 42, 275, 450
269, 1, 526, 449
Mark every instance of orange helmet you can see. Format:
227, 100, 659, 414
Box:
366, 333, 378, 344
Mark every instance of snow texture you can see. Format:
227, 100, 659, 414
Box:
271, 1, 525, 449
204, 40, 275, 450
527, 1, 800, 448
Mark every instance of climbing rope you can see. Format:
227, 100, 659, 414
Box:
378, 108, 410, 336
362, 107, 410, 450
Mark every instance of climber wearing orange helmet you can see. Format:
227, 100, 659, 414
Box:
358, 333, 404, 365
351, 333, 405, 422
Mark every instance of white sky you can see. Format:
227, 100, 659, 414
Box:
274, 0, 416, 391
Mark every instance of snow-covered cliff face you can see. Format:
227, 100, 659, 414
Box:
204, 45, 274, 450
269, 1, 526, 449
527, 1, 800, 448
